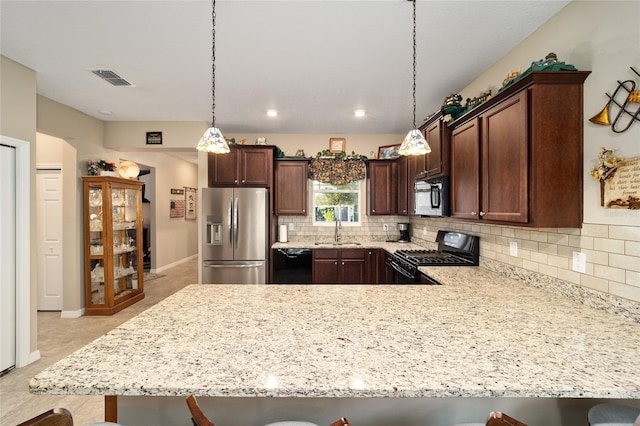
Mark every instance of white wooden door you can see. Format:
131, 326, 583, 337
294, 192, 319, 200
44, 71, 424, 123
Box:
37, 168, 63, 311
0, 144, 17, 373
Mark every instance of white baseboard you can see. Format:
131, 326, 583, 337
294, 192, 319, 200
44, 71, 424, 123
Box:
28, 350, 41, 365
17, 350, 41, 368
61, 308, 84, 318
152, 254, 198, 274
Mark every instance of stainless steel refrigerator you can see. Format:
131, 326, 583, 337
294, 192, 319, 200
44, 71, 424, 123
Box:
201, 187, 268, 284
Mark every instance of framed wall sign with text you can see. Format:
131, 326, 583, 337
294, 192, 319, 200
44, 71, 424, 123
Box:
146, 131, 163, 145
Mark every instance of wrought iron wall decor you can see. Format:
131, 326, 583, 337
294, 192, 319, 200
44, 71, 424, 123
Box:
590, 66, 640, 133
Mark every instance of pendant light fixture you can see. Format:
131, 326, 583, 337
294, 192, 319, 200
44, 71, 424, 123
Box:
398, 0, 431, 156
196, 0, 230, 154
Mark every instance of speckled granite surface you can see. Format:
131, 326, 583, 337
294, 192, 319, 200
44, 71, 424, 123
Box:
31, 279, 640, 399
271, 240, 428, 252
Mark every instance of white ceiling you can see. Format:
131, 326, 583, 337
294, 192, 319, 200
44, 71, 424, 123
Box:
1, 0, 570, 136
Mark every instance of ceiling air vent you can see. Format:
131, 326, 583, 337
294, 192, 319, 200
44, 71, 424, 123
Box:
91, 69, 133, 87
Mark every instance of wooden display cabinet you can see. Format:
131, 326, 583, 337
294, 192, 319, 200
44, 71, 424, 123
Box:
82, 176, 145, 315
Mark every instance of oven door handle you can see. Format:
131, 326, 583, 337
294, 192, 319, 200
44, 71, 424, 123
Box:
390, 260, 416, 281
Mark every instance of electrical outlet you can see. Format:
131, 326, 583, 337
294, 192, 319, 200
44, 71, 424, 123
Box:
572, 251, 586, 273
423, 227, 427, 235
509, 241, 518, 257
288, 223, 294, 231
383, 224, 389, 232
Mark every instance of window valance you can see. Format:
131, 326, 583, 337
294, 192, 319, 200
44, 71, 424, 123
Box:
308, 157, 366, 185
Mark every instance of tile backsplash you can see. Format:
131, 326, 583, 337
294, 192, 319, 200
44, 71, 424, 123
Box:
277, 214, 640, 303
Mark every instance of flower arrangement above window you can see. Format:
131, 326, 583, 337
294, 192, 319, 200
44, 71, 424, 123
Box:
87, 160, 116, 176
309, 150, 368, 185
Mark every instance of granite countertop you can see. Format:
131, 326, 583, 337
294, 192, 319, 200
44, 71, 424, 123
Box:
271, 240, 427, 252
30, 271, 640, 399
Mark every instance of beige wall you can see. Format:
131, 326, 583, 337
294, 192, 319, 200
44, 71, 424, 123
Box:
105, 122, 403, 159
104, 121, 207, 150
113, 151, 199, 271
1, 56, 39, 354
0, 56, 37, 143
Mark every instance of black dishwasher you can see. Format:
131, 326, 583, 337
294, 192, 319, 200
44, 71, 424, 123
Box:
272, 248, 313, 284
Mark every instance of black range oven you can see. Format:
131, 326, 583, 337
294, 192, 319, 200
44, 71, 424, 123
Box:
389, 230, 479, 284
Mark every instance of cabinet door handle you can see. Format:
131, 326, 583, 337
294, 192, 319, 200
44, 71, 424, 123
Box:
479, 211, 485, 217
234, 179, 238, 184
242, 179, 245, 183
471, 211, 476, 216
335, 261, 338, 265
342, 262, 345, 265
372, 209, 376, 213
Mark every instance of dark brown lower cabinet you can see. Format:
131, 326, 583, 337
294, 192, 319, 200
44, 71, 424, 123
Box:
365, 249, 379, 284
313, 249, 365, 284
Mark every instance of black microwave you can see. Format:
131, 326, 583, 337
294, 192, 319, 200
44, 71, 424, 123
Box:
414, 177, 450, 217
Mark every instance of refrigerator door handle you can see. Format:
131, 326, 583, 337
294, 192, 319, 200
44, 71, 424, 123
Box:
227, 197, 233, 246
203, 262, 264, 269
233, 197, 239, 246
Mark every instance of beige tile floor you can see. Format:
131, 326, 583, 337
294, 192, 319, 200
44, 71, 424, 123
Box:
0, 259, 197, 426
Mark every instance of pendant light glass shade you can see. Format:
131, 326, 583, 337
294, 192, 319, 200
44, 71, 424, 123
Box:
196, 126, 230, 153
196, 0, 229, 154
399, 129, 430, 156
399, 0, 431, 157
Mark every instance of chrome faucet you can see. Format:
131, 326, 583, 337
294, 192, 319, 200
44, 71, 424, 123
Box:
334, 218, 342, 243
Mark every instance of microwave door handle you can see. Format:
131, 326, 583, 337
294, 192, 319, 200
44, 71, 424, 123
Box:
431, 185, 441, 208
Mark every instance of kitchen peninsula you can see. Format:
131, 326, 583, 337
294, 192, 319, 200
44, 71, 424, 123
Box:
30, 271, 640, 425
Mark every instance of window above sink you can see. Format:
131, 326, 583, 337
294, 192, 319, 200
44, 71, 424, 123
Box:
312, 180, 362, 227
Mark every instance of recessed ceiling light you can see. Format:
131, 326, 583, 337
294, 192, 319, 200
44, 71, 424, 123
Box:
354, 110, 365, 117
267, 109, 278, 117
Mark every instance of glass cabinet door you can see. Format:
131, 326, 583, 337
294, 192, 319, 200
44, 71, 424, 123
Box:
111, 186, 139, 300
88, 184, 106, 305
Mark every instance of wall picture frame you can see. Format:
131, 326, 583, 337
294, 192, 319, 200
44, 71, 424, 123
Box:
329, 137, 346, 153
146, 131, 163, 145
378, 144, 401, 159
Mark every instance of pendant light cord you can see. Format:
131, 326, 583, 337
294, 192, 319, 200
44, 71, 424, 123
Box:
211, 0, 217, 128
412, 0, 417, 129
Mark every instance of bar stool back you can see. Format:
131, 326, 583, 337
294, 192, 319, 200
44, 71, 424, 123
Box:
186, 395, 350, 426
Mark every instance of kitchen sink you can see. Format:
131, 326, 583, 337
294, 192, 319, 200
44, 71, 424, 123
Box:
314, 242, 361, 247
